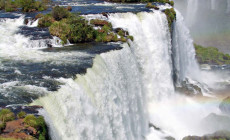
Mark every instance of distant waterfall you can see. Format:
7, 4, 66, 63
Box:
227, 0, 230, 13
211, 0, 216, 10
185, 0, 198, 27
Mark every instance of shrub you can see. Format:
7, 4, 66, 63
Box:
38, 14, 55, 27
24, 115, 47, 140
16, 0, 48, 12
164, 8, 176, 31
0, 109, 15, 122
49, 20, 71, 43
51, 6, 70, 21
35, 13, 44, 19
5, 0, 18, 12
17, 111, 26, 119
24, 114, 37, 128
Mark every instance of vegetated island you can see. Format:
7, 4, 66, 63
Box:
36, 6, 133, 45
0, 107, 49, 140
35, 4, 176, 45
0, 0, 50, 12
195, 44, 230, 65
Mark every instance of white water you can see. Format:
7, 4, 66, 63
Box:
0, 7, 217, 140
0, 17, 89, 63
227, 0, 230, 13
172, 11, 200, 85
185, 0, 198, 27
109, 11, 174, 100
34, 45, 148, 140
30, 10, 221, 140
211, 0, 216, 10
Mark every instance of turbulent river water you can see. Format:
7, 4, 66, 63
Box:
1, 0, 230, 140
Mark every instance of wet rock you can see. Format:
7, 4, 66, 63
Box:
165, 136, 175, 140
24, 18, 29, 25
149, 123, 161, 131
47, 43, 53, 48
175, 78, 202, 96
219, 96, 230, 114
102, 12, 109, 18
183, 130, 230, 140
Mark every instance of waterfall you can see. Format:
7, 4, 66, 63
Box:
211, 0, 216, 10
227, 0, 230, 13
185, 0, 198, 27
109, 11, 174, 100
172, 10, 200, 85
33, 45, 148, 140
33, 10, 214, 140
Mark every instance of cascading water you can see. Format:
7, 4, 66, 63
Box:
211, 0, 216, 10
31, 9, 219, 140
108, 11, 174, 100
34, 45, 148, 140
172, 10, 200, 85
227, 0, 230, 13
185, 0, 198, 27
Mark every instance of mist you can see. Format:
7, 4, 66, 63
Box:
173, 0, 230, 53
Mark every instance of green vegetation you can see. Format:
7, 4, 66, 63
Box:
146, 2, 159, 9
195, 44, 230, 65
38, 14, 55, 27
51, 6, 70, 21
24, 114, 47, 140
38, 6, 133, 44
0, 0, 50, 12
0, 109, 15, 123
17, 111, 26, 119
164, 8, 176, 32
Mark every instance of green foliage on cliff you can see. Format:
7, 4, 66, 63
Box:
24, 115, 47, 140
164, 8, 176, 31
0, 0, 49, 12
195, 44, 230, 65
0, 109, 15, 123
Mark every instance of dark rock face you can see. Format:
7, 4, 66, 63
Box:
183, 130, 230, 140
219, 96, 230, 114
175, 79, 202, 96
